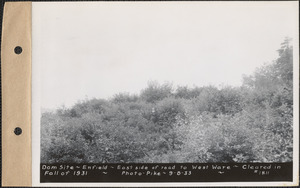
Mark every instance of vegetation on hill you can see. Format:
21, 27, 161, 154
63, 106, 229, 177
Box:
41, 38, 293, 163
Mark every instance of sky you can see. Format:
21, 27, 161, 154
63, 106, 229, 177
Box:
32, 2, 298, 110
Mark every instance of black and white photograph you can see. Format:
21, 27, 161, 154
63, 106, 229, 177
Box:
31, 1, 299, 186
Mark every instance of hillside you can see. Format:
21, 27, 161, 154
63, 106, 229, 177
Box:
41, 38, 293, 163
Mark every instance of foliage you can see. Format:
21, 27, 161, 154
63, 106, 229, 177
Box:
140, 81, 173, 103
41, 38, 293, 163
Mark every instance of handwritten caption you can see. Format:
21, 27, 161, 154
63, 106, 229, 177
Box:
41, 163, 282, 177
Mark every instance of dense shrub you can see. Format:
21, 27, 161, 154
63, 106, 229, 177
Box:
172, 113, 259, 162
112, 93, 139, 103
175, 86, 202, 99
41, 38, 293, 163
140, 81, 173, 103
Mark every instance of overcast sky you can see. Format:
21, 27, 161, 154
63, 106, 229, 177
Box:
32, 2, 298, 109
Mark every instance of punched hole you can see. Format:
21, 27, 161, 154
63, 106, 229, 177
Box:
14, 46, 22, 54
14, 127, 22, 135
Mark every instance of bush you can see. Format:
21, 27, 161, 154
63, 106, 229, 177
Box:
175, 86, 202, 99
41, 39, 293, 163
172, 113, 258, 162
140, 81, 173, 103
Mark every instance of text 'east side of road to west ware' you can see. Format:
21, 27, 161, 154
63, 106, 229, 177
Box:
41, 164, 281, 177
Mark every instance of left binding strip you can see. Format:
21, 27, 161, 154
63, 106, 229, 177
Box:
1, 2, 32, 186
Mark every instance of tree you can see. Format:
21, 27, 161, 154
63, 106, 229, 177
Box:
140, 81, 173, 103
